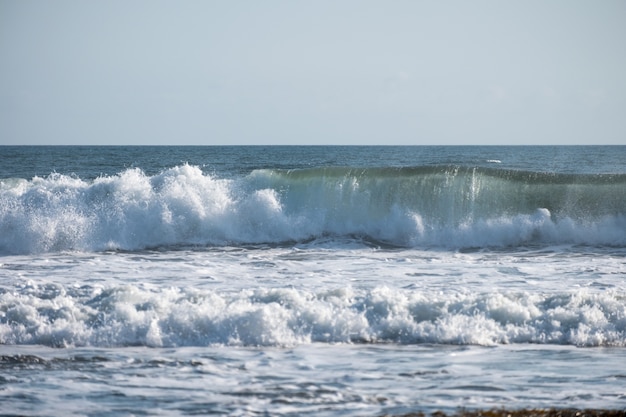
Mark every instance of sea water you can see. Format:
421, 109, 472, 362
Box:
0, 146, 625, 416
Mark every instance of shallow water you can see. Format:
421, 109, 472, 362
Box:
2, 344, 625, 416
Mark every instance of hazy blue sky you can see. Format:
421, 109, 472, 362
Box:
1, 1, 625, 145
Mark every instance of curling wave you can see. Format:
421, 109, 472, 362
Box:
0, 165, 625, 254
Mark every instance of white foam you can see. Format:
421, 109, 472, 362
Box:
1, 283, 624, 348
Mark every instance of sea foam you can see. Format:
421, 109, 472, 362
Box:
1, 283, 624, 347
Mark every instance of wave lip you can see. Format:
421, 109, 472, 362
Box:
1, 285, 625, 348
1, 165, 625, 254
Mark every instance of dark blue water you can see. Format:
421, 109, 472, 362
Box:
2, 145, 625, 180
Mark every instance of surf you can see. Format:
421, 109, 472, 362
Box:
0, 164, 625, 254
1, 283, 624, 347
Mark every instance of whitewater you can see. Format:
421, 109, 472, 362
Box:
1, 146, 625, 416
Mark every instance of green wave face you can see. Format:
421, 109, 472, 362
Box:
248, 166, 626, 225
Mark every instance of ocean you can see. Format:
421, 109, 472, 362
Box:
1, 145, 625, 416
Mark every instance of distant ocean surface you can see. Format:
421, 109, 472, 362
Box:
1, 146, 625, 416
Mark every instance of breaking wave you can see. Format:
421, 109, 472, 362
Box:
1, 165, 625, 254
1, 283, 625, 347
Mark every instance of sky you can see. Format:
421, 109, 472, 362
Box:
1, 1, 625, 146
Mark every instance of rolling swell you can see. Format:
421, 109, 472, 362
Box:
1, 165, 625, 254
250, 165, 626, 219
